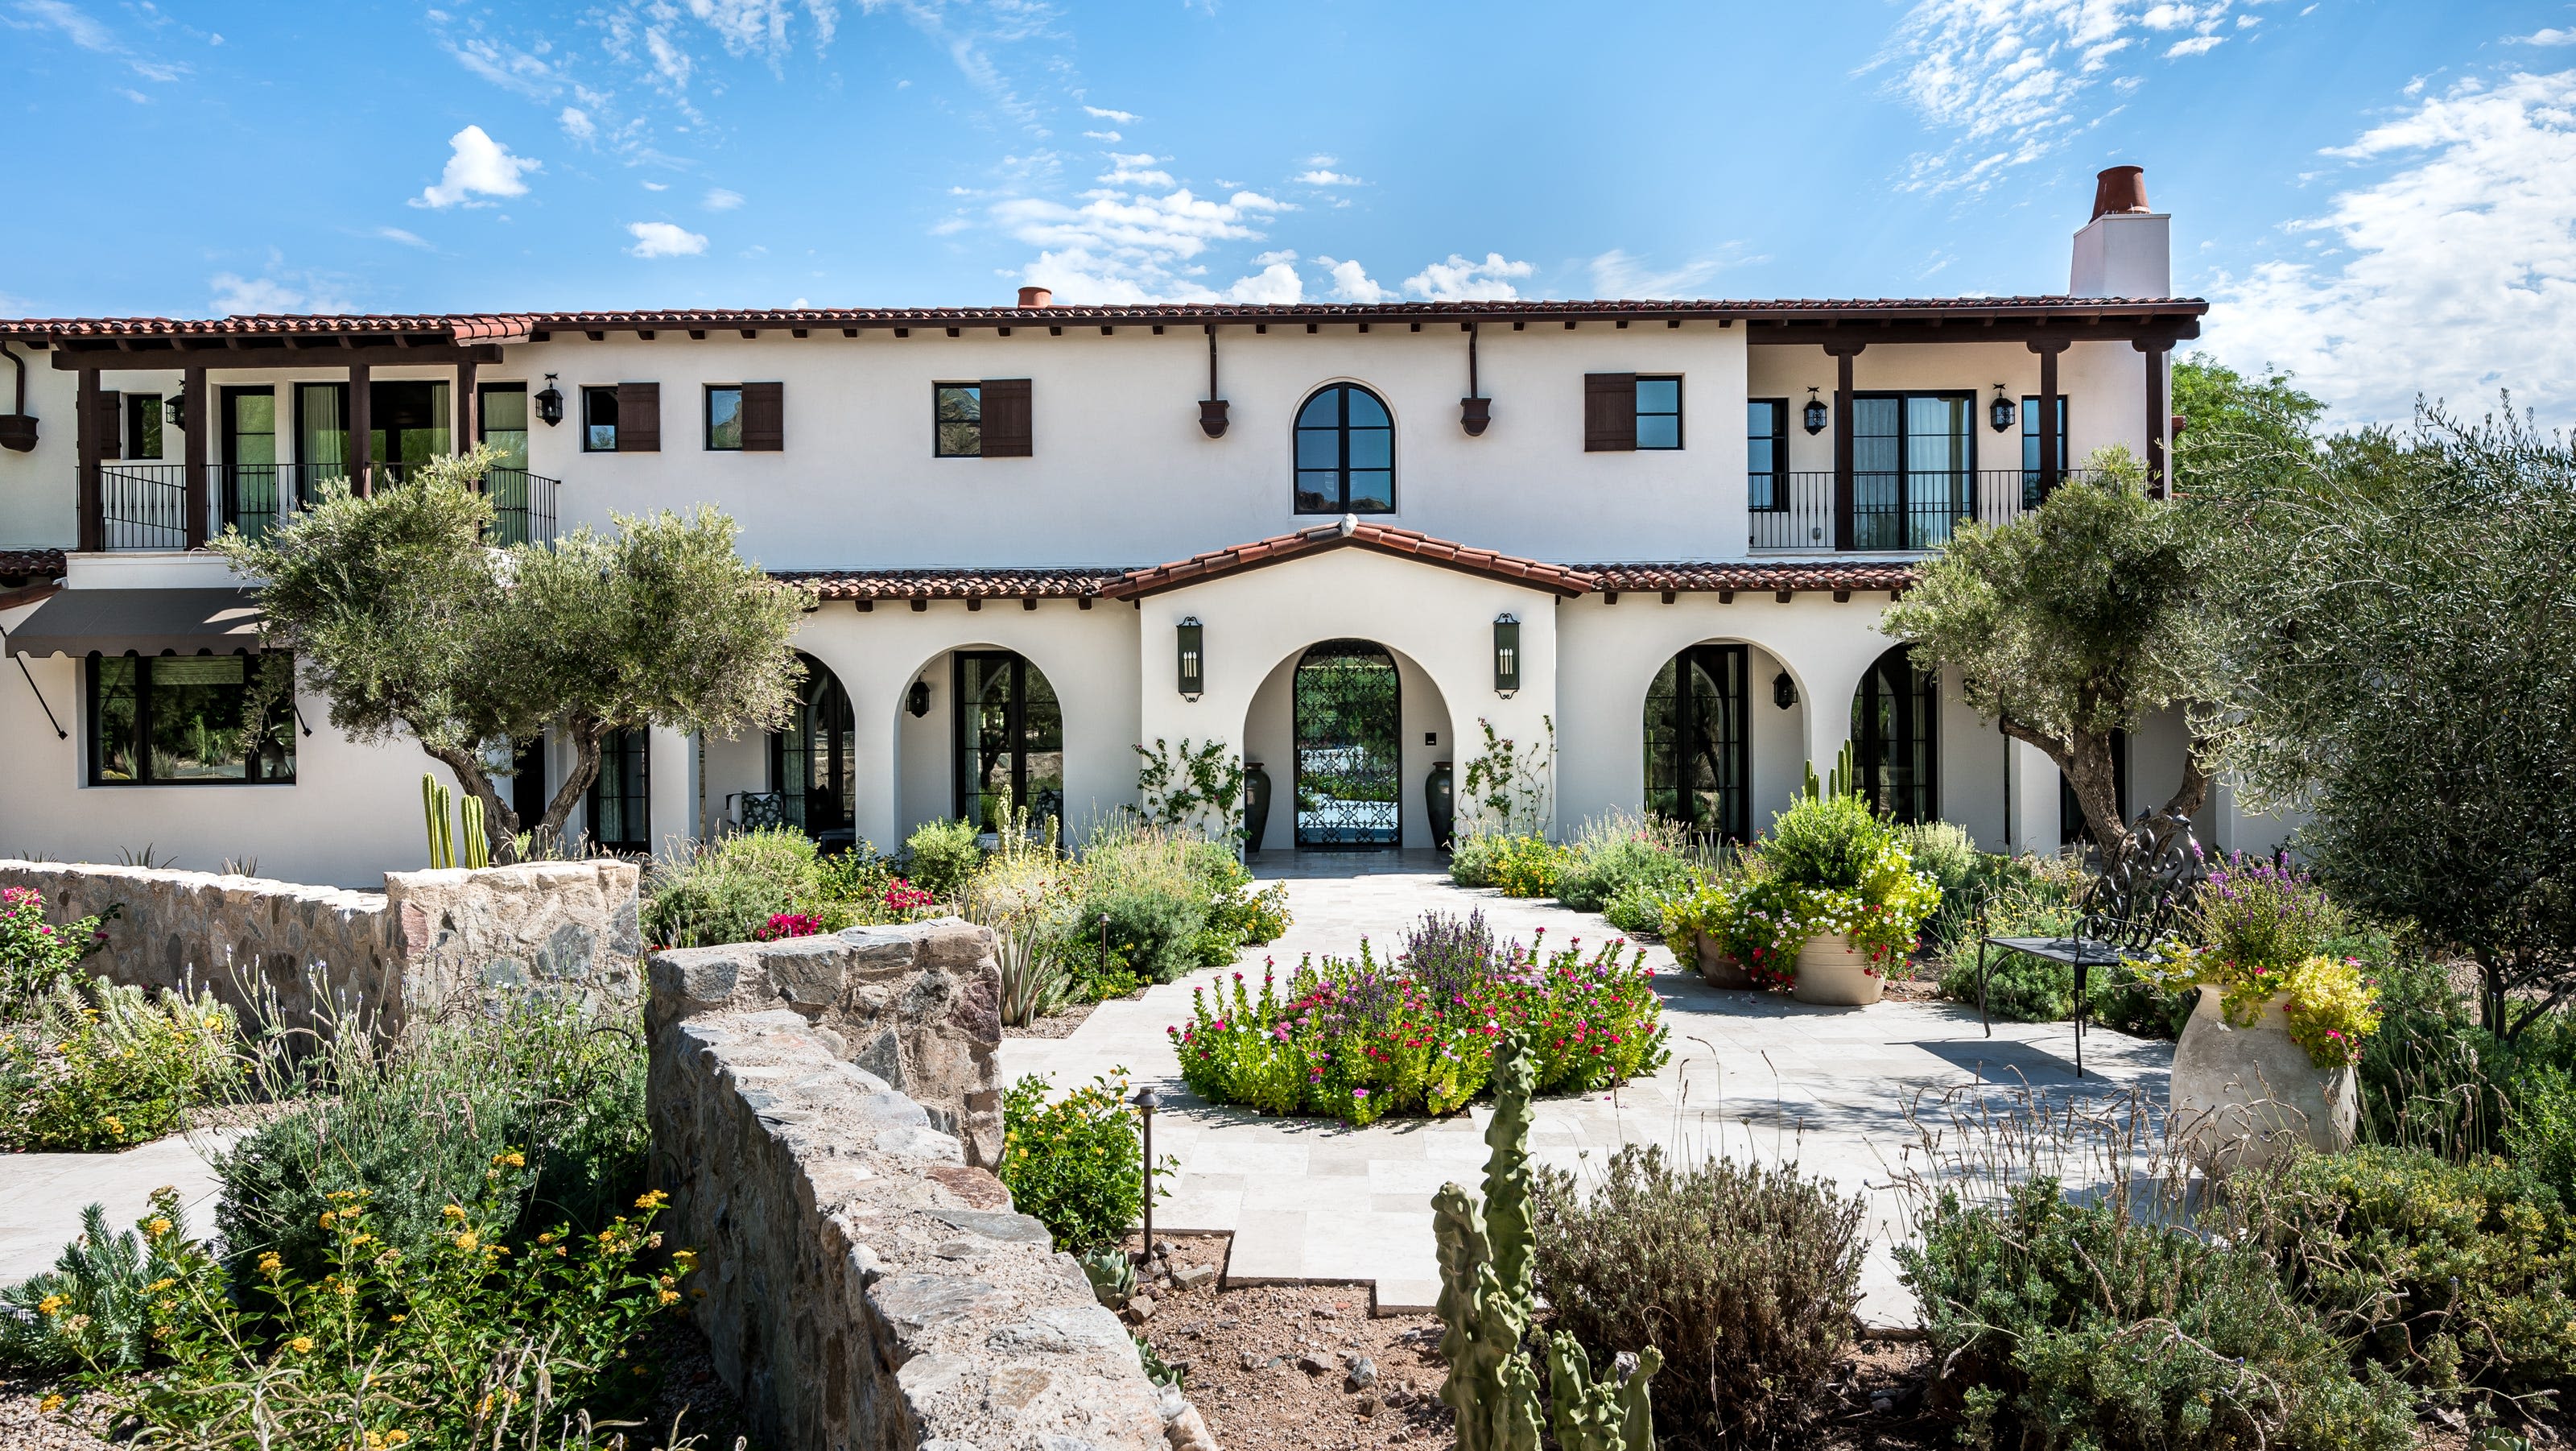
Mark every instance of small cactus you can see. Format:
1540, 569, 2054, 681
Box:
1802, 740, 1863, 802
422, 775, 454, 870
459, 792, 490, 870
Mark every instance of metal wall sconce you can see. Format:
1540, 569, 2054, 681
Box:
1989, 384, 2017, 432
535, 374, 565, 428
1459, 322, 1491, 436
1177, 617, 1204, 701
164, 389, 188, 428
1493, 614, 1521, 697
1802, 387, 1828, 436
906, 679, 931, 717
1773, 672, 1799, 710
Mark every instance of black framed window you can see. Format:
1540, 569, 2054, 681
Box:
1747, 398, 1788, 511
581, 387, 620, 453
1852, 392, 1977, 550
480, 383, 530, 471
706, 385, 744, 451
2021, 395, 2070, 506
1852, 645, 1938, 825
1635, 376, 1682, 449
772, 653, 857, 844
1645, 643, 1751, 842
1293, 383, 1393, 515
587, 728, 650, 852
935, 383, 981, 457
954, 651, 1064, 832
123, 393, 164, 460
88, 653, 296, 786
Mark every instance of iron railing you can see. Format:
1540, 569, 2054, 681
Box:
88, 462, 562, 550
1748, 468, 2110, 552
98, 464, 195, 551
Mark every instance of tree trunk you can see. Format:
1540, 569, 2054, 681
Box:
420, 743, 522, 863
539, 722, 609, 850
1998, 716, 2130, 858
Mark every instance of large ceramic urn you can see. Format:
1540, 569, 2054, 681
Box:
2169, 989, 2357, 1171
1697, 935, 1757, 990
1790, 936, 1885, 1007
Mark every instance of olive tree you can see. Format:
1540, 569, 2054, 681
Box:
217, 451, 812, 858
1880, 449, 2215, 854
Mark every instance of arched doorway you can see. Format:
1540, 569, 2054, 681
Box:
955, 651, 1064, 833
1645, 643, 1752, 842
772, 652, 857, 847
1852, 644, 1938, 824
1294, 640, 1402, 849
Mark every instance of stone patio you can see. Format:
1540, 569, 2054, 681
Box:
1001, 851, 2174, 1323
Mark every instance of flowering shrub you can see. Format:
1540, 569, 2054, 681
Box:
2194, 853, 2343, 967
997, 1070, 1170, 1253
883, 877, 938, 915
0, 886, 113, 1017
2130, 940, 2383, 1069
1449, 832, 1571, 899
1170, 924, 1668, 1124
1, 975, 237, 1151
751, 911, 823, 940
1719, 796, 1942, 986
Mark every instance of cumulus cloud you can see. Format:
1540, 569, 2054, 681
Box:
1402, 252, 1535, 301
1296, 168, 1364, 186
413, 125, 539, 209
559, 105, 596, 142
1098, 151, 1175, 188
704, 186, 745, 210
2207, 68, 2576, 426
626, 220, 710, 258
2513, 27, 2576, 46
1316, 257, 1394, 303
1224, 262, 1304, 304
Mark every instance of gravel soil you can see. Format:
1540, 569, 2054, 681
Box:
1003, 997, 1103, 1040
0, 1375, 111, 1451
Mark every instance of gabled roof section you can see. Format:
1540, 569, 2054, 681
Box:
1102, 521, 1600, 600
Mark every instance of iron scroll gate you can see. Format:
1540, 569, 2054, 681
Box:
1294, 640, 1403, 850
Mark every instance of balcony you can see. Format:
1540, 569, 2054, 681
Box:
1748, 469, 2107, 554
94, 462, 559, 552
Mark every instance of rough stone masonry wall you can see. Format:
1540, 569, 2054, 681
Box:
648, 1001, 1164, 1451
0, 858, 639, 1032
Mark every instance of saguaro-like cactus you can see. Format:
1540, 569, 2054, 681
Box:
422, 775, 455, 870
458, 792, 490, 869
1802, 739, 1862, 803
1434, 1031, 1658, 1451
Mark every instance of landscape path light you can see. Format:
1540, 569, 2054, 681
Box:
1132, 1082, 1162, 1269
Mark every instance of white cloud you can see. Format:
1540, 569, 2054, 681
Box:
1589, 247, 1753, 298
1296, 168, 1364, 186
1316, 257, 1394, 304
8, 0, 192, 81
2513, 27, 2576, 46
2164, 35, 2224, 57
704, 186, 745, 210
1083, 105, 1139, 122
559, 105, 596, 142
2207, 68, 2576, 426
1402, 252, 1534, 301
413, 125, 539, 209
208, 266, 354, 317
1252, 249, 1298, 266
372, 226, 432, 249
626, 221, 710, 258
1083, 129, 1122, 142
1098, 151, 1174, 188
1223, 262, 1304, 304
642, 180, 670, 191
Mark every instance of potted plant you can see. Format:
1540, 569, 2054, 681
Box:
1742, 794, 1939, 1007
1662, 878, 1756, 990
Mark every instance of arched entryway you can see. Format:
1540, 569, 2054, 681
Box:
772, 652, 857, 848
955, 650, 1065, 832
1852, 644, 1938, 824
1645, 643, 1753, 842
1294, 640, 1402, 849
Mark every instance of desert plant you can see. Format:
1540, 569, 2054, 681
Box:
902, 816, 985, 902
997, 1071, 1169, 1255
0, 1189, 195, 1372
640, 826, 822, 948
1554, 812, 1699, 914
0, 884, 112, 1018
0, 975, 237, 1151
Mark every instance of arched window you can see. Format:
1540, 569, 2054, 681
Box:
1851, 644, 1938, 825
1294, 384, 1394, 515
955, 651, 1064, 832
772, 653, 857, 846
1645, 643, 1751, 842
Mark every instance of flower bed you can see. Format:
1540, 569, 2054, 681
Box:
1170, 912, 1669, 1125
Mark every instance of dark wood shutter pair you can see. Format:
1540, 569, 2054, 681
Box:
616, 382, 661, 452
980, 378, 1032, 457
741, 382, 784, 452
1584, 373, 1637, 452
88, 388, 125, 461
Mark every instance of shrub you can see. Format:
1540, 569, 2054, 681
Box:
1937, 948, 2075, 1023
997, 1071, 1165, 1253
1403, 908, 1498, 1007
1895, 819, 1993, 945
1447, 831, 1510, 889
1600, 880, 1670, 937
1062, 822, 1290, 990
2125, 941, 2384, 1068
0, 975, 237, 1151
1762, 792, 1890, 891
1933, 854, 2087, 1019
1, 885, 112, 1018
0, 1189, 196, 1372
641, 825, 820, 948
1554, 812, 1699, 913
902, 816, 985, 901
1903, 1179, 2415, 1451
2193, 851, 2343, 971
1481, 833, 1570, 898
1530, 1147, 1866, 1447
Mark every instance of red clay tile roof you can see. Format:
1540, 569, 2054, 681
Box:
1578, 561, 1920, 594
778, 567, 1128, 601
0, 548, 66, 581
1101, 522, 1600, 600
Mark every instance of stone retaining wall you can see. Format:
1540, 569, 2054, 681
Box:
648, 1003, 1164, 1451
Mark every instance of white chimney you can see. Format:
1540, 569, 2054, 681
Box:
2069, 164, 2170, 298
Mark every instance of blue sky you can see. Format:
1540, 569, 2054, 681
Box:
3, 0, 2573, 424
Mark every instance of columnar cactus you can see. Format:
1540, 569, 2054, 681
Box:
1434, 1031, 1659, 1451
459, 792, 489, 869
422, 775, 455, 870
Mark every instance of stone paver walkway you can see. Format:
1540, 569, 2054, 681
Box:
1, 1130, 238, 1287
1001, 852, 2173, 1321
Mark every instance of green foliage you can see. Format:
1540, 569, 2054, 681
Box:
1554, 812, 1701, 915
641, 825, 828, 948
0, 1189, 194, 1372
0, 884, 111, 1018
1133, 737, 1249, 845
1060, 821, 1288, 990
1447, 832, 1569, 899
1600, 881, 1672, 938
1939, 949, 2076, 1023
1893, 820, 1987, 943
1761, 792, 1893, 891
1458, 716, 1555, 837
1801, 740, 1860, 801
2171, 353, 2329, 487
1531, 1147, 1864, 1447
1901, 1179, 2414, 1451
0, 975, 237, 1151
1082, 1245, 1137, 1308
997, 1072, 1166, 1255
965, 841, 1080, 1027
901, 816, 985, 901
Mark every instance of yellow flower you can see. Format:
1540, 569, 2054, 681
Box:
442, 1204, 467, 1222
39, 1395, 65, 1414
290, 1335, 315, 1354
537, 1232, 555, 1245
101, 1114, 125, 1136
492, 1150, 526, 1168
144, 1217, 172, 1239
319, 1210, 336, 1229
386, 1432, 410, 1446
658, 1288, 681, 1305
454, 1230, 480, 1252
37, 1294, 66, 1316
257, 1252, 283, 1277
390, 1313, 407, 1323
634, 1189, 670, 1211
147, 1278, 175, 1292
365, 1432, 385, 1449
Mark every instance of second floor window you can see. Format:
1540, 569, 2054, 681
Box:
2021, 396, 2070, 498
583, 387, 619, 452
935, 383, 980, 457
479, 383, 529, 470
1635, 376, 1682, 449
1747, 399, 1788, 511
123, 393, 164, 460
707, 386, 745, 450
1583, 372, 1685, 451
1294, 383, 1394, 514
89, 652, 297, 786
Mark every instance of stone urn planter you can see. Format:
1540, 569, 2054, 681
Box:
1696, 935, 1757, 990
1242, 763, 1272, 856
1790, 935, 1884, 1007
2169, 989, 2357, 1171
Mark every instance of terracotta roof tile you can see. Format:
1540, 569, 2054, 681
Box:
772, 553, 1914, 602
1102, 522, 1601, 600
1576, 561, 1920, 594
777, 567, 1126, 601
0, 548, 66, 581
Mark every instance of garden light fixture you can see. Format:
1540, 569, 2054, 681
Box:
906, 679, 931, 717
1493, 614, 1521, 698
1132, 1083, 1162, 1266
1989, 384, 2016, 433
164, 390, 187, 428
535, 374, 565, 428
1802, 387, 1827, 436
1176, 617, 1203, 701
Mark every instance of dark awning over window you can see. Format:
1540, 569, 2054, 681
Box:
2, 588, 266, 658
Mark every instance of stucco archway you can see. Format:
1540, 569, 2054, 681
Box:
1239, 636, 1456, 854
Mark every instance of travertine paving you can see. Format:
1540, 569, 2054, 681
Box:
1000, 852, 2173, 1321
0, 1130, 239, 1287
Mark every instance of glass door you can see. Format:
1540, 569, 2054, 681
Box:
1852, 392, 1976, 549
221, 387, 280, 537
1645, 643, 1751, 842
295, 382, 349, 494
372, 379, 450, 477
953, 652, 1065, 833
1292, 640, 1402, 849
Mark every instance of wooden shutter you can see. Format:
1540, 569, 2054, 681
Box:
979, 378, 1032, 457
1583, 373, 1636, 452
616, 382, 661, 452
741, 382, 784, 452
90, 388, 124, 461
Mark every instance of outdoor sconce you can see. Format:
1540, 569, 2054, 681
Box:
1493, 614, 1521, 698
164, 389, 188, 428
906, 679, 931, 717
1177, 617, 1204, 701
1802, 387, 1828, 436
1773, 671, 1799, 710
1989, 384, 2016, 433
535, 374, 565, 428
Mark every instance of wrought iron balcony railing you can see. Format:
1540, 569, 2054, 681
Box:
89, 462, 559, 551
1747, 468, 2109, 553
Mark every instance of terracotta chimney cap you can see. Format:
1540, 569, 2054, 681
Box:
1017, 285, 1054, 308
2091, 165, 2150, 221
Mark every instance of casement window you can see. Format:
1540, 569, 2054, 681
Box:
1583, 374, 1684, 452
122, 393, 164, 460
582, 384, 661, 453
2021, 395, 2070, 505
706, 382, 784, 451
478, 383, 530, 470
935, 380, 1030, 458
1293, 383, 1395, 514
1852, 645, 1938, 826
88, 652, 297, 786
1747, 399, 1789, 511
587, 728, 650, 853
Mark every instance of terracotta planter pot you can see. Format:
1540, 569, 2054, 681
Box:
1696, 935, 1756, 990
1790, 935, 1884, 1007
2169, 989, 2357, 1172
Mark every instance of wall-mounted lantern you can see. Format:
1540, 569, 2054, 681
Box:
535, 374, 565, 428
1459, 322, 1491, 437
1988, 384, 2016, 433
1493, 614, 1521, 698
1802, 387, 1828, 436
906, 679, 931, 717
1177, 617, 1204, 701
1773, 671, 1799, 710
164, 389, 188, 428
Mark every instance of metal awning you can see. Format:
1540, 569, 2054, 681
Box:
2, 588, 266, 658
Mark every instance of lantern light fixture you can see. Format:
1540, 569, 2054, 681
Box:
1801, 387, 1828, 436
1176, 617, 1204, 701
1773, 671, 1799, 710
164, 389, 187, 428
535, 374, 565, 428
1989, 384, 2017, 433
906, 679, 931, 717
1493, 614, 1521, 698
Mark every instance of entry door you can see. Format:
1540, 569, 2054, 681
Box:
1293, 640, 1402, 850
954, 651, 1064, 832
221, 387, 282, 537
774, 656, 857, 843
1852, 393, 1976, 549
1645, 643, 1751, 843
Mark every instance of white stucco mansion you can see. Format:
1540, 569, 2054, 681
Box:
0, 167, 2286, 887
